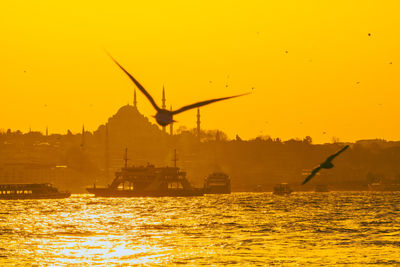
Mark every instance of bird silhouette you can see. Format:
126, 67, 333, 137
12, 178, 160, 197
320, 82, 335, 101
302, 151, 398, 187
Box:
302, 145, 349, 185
108, 54, 249, 127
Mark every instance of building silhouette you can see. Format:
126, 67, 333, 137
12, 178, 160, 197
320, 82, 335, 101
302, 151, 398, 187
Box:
197, 108, 201, 140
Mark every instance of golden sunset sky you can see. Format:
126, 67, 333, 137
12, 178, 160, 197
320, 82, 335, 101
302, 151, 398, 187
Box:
1, 0, 399, 143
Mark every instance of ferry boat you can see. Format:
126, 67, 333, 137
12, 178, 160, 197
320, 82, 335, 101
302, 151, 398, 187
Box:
0, 183, 71, 200
203, 172, 231, 194
273, 183, 293, 195
87, 164, 203, 197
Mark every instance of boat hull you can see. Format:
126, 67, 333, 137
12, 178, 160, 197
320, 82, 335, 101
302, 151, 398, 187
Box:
273, 191, 292, 195
0, 193, 71, 200
315, 185, 329, 192
204, 187, 231, 194
87, 188, 203, 197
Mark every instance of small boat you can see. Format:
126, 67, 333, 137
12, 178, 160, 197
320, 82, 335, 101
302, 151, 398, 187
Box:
368, 182, 400, 191
254, 185, 263, 192
315, 184, 329, 192
0, 183, 71, 200
203, 172, 231, 194
273, 183, 292, 195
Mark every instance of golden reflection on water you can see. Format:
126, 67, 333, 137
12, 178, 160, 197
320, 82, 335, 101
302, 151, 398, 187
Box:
0, 193, 399, 265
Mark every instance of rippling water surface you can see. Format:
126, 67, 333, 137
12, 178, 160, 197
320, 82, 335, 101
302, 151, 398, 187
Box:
1, 192, 400, 265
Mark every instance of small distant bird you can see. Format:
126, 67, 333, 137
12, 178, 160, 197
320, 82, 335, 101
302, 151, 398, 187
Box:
368, 33, 371, 37
302, 145, 349, 185
108, 53, 249, 127
356, 81, 360, 84
24, 70, 27, 73
389, 62, 392, 65
225, 84, 229, 88
322, 131, 326, 135
209, 81, 212, 83
251, 87, 255, 90
285, 50, 288, 54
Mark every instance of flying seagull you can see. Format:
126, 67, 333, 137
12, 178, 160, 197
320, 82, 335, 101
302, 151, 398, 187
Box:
302, 145, 349, 185
108, 53, 249, 126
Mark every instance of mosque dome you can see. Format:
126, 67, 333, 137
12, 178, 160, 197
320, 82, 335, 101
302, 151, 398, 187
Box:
94, 104, 166, 147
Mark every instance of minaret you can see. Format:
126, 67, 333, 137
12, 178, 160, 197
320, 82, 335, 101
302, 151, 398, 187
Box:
81, 124, 85, 149
170, 105, 173, 135
162, 85, 166, 132
105, 124, 110, 178
162, 85, 166, 109
123, 147, 129, 168
133, 89, 137, 109
197, 108, 201, 141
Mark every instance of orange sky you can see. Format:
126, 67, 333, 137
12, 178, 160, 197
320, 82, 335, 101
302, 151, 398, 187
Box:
1, 0, 399, 143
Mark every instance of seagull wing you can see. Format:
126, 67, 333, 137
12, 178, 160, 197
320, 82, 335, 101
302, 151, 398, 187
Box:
107, 53, 161, 112
172, 93, 249, 115
326, 145, 349, 162
302, 166, 322, 185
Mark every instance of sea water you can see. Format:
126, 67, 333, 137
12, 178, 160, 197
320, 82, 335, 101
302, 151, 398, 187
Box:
0, 192, 399, 265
